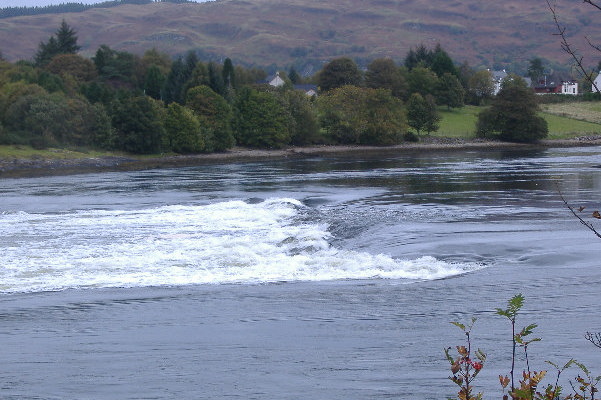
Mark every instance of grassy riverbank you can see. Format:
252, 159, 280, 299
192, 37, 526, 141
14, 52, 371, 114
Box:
436, 104, 601, 139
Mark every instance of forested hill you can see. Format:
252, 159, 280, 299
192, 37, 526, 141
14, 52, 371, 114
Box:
0, 0, 193, 19
0, 0, 599, 71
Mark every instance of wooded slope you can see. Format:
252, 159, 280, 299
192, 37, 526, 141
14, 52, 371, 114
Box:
0, 0, 598, 71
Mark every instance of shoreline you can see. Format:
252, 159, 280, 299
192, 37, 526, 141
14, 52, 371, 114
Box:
1, 136, 601, 178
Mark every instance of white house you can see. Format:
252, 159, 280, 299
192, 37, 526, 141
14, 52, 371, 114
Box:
593, 72, 601, 93
265, 71, 285, 87
293, 84, 318, 97
491, 69, 508, 95
561, 80, 578, 95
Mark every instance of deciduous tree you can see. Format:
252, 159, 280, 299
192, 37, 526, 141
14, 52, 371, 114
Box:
317, 57, 362, 92
406, 92, 441, 136
476, 75, 548, 143
318, 85, 406, 145
110, 95, 165, 154
467, 70, 494, 105
365, 58, 407, 99
185, 85, 235, 151
234, 87, 290, 148
164, 103, 204, 153
407, 66, 438, 97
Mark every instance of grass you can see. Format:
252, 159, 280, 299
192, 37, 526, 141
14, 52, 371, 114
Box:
437, 103, 601, 140
541, 102, 601, 124
0, 145, 119, 159
436, 105, 480, 138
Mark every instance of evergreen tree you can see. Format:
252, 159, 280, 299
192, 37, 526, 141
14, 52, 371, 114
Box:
144, 65, 165, 100
162, 57, 185, 104
207, 62, 224, 95
434, 72, 464, 109
404, 44, 432, 70
527, 58, 545, 82
92, 45, 138, 85
35, 20, 80, 67
288, 66, 301, 85
55, 20, 80, 54
222, 58, 235, 89
430, 44, 457, 77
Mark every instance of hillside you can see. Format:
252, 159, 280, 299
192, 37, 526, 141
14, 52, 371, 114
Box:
0, 0, 599, 72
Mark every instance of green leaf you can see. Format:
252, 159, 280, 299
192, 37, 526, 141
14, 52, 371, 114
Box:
574, 361, 590, 375
451, 321, 466, 331
444, 347, 454, 364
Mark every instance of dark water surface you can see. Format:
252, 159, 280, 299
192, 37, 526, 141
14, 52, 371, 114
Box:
1, 147, 600, 399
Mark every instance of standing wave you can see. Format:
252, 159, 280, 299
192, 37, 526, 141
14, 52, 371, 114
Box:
0, 198, 484, 293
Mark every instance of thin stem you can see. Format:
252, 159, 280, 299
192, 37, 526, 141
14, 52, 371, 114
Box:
511, 318, 516, 392
557, 186, 601, 239
546, 0, 600, 92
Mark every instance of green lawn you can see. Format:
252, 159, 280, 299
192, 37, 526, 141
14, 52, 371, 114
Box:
436, 104, 601, 140
0, 145, 116, 159
436, 105, 480, 138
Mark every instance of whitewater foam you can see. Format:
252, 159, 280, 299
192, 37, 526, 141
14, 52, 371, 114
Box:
0, 198, 485, 293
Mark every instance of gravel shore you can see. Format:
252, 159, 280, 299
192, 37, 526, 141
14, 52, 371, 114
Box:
1, 136, 600, 178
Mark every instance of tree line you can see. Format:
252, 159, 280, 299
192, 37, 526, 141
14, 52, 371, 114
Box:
0, 22, 551, 155
0, 0, 192, 19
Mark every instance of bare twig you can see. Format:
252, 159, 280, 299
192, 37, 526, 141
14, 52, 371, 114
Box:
557, 186, 601, 239
585, 332, 601, 348
583, 0, 601, 12
546, 0, 600, 92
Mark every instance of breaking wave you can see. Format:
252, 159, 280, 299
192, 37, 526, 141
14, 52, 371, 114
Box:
0, 198, 485, 293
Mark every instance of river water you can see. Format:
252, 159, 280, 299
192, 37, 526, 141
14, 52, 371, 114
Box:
1, 146, 600, 399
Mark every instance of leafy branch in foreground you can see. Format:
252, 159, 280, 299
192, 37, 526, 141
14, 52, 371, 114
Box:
445, 317, 486, 400
446, 294, 600, 400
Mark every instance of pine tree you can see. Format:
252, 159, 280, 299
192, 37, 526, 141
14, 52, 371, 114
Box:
222, 58, 235, 89
34, 20, 80, 66
56, 20, 80, 54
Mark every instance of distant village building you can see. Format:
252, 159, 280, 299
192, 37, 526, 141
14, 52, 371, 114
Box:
533, 74, 578, 95
293, 84, 318, 97
593, 72, 601, 93
490, 69, 579, 96
491, 69, 508, 96
261, 71, 318, 96
264, 71, 286, 87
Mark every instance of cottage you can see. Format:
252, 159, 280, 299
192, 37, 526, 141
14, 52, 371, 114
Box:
533, 74, 578, 95
263, 71, 285, 87
593, 72, 601, 93
293, 84, 318, 97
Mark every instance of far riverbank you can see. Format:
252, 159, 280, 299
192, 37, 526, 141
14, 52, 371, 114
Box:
2, 136, 601, 178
